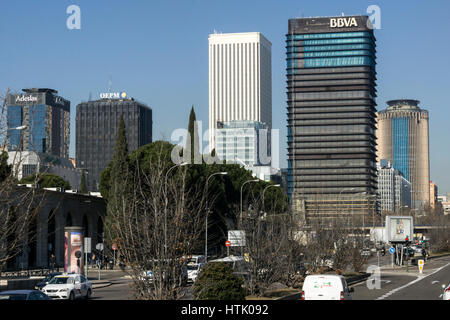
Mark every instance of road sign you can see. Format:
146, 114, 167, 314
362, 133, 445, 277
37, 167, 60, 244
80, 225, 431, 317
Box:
112, 243, 118, 251
389, 247, 395, 254
225, 240, 231, 247
84, 237, 91, 254
418, 259, 424, 273
96, 243, 104, 251
228, 230, 245, 247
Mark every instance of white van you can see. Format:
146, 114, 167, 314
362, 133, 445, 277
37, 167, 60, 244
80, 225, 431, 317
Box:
301, 275, 354, 300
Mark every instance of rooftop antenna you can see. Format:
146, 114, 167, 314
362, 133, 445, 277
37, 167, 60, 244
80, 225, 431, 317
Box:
341, 12, 345, 16
108, 74, 113, 93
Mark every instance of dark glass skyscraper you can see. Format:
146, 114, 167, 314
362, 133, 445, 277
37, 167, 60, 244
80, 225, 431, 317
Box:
286, 16, 378, 222
76, 96, 152, 191
7, 88, 70, 158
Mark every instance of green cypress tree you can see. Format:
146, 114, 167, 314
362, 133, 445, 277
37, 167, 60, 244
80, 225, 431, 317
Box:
105, 115, 131, 245
80, 169, 88, 194
187, 105, 200, 164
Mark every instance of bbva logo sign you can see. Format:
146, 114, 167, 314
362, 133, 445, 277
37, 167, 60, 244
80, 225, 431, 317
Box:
330, 17, 358, 28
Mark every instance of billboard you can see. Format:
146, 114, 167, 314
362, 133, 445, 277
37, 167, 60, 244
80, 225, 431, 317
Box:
385, 216, 414, 243
64, 227, 84, 274
228, 230, 246, 247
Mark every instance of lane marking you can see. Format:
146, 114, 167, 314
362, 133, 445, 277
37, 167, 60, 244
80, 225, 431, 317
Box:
376, 262, 450, 300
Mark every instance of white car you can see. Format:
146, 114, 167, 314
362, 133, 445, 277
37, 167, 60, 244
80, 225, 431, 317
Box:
443, 284, 450, 300
187, 263, 205, 283
301, 275, 354, 300
42, 274, 92, 300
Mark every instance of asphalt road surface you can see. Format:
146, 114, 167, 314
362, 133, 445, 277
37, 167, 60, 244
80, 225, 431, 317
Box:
351, 256, 450, 300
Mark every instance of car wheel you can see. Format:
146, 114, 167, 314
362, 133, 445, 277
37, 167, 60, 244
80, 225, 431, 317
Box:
85, 289, 92, 299
69, 291, 75, 300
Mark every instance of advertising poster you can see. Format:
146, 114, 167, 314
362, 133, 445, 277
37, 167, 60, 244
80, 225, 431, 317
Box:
64, 232, 68, 272
70, 231, 83, 273
386, 216, 413, 242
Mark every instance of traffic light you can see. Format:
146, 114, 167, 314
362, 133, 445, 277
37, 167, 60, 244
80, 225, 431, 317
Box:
405, 236, 409, 242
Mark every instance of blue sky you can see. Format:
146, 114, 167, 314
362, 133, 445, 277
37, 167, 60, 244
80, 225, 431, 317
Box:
1, 0, 449, 194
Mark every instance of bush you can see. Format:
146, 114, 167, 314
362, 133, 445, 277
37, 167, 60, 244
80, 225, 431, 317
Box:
20, 173, 71, 189
193, 262, 246, 300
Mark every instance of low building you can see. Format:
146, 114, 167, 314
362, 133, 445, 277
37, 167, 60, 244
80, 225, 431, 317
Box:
7, 151, 81, 189
215, 120, 271, 167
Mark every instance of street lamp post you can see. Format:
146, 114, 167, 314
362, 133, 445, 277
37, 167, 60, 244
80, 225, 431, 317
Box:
164, 162, 188, 255
240, 179, 259, 226
240, 179, 258, 257
262, 184, 281, 214
205, 172, 227, 263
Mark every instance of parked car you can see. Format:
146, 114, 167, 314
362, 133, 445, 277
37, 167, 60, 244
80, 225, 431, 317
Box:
140, 260, 188, 285
209, 256, 250, 280
442, 283, 450, 300
42, 274, 92, 300
301, 275, 354, 300
0, 290, 52, 300
35, 272, 63, 291
187, 262, 205, 283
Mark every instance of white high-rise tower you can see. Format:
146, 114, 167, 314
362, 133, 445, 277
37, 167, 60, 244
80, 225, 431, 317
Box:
208, 32, 272, 152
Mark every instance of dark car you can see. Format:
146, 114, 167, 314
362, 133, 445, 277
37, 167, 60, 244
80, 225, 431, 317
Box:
0, 290, 52, 300
35, 272, 63, 290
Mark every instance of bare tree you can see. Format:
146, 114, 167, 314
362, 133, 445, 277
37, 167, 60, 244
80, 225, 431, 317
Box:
105, 143, 207, 300
238, 189, 303, 296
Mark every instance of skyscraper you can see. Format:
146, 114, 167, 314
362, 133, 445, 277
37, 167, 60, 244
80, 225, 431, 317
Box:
286, 16, 378, 222
208, 32, 272, 152
76, 94, 152, 191
7, 88, 70, 158
376, 99, 430, 209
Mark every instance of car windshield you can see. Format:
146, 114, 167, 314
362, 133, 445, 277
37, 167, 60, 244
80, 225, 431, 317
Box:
49, 277, 73, 284
0, 294, 28, 300
44, 274, 58, 282
187, 265, 199, 271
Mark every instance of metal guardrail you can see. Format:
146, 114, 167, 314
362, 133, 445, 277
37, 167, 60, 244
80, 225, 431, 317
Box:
0, 267, 61, 279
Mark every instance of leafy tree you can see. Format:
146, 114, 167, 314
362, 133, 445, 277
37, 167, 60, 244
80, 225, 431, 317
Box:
20, 173, 71, 189
194, 262, 246, 300
0, 151, 12, 183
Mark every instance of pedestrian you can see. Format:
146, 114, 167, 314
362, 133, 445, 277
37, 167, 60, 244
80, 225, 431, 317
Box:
49, 253, 56, 271
421, 248, 427, 261
91, 253, 96, 268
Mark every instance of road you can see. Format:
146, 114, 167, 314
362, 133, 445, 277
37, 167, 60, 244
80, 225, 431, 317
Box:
91, 278, 133, 300
351, 255, 450, 300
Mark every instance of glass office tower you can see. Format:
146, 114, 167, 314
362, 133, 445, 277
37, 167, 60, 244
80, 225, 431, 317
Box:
76, 97, 152, 191
7, 88, 70, 158
376, 100, 430, 209
286, 16, 378, 223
